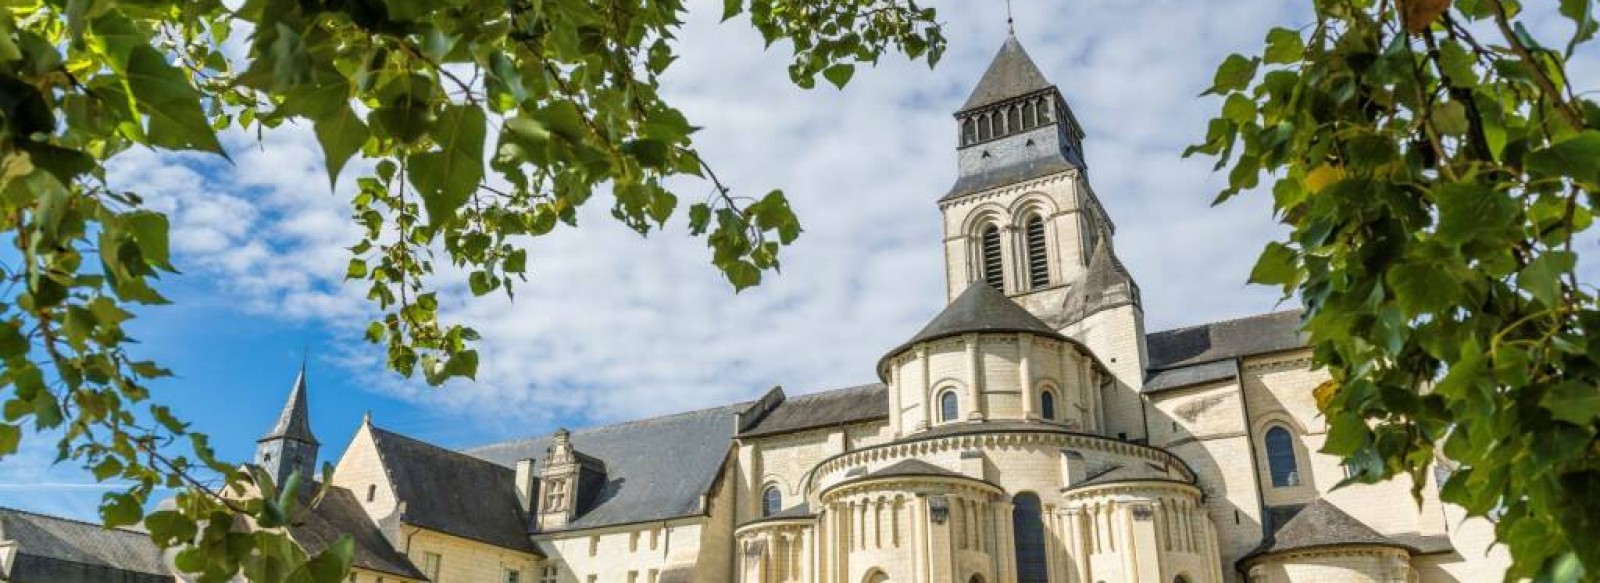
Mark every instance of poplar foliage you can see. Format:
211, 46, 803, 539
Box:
0, 0, 943, 580
1190, 0, 1600, 580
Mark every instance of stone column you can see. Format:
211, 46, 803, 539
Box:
1019, 334, 1037, 420
998, 499, 1018, 583
965, 334, 985, 421
1128, 502, 1162, 583
911, 497, 928, 583
918, 346, 932, 431
889, 363, 904, 437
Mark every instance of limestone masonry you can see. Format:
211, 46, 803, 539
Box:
0, 32, 1513, 583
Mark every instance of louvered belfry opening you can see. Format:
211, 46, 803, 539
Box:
981, 225, 1004, 290
1025, 215, 1048, 288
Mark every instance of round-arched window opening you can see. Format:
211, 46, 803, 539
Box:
939, 390, 961, 423
1013, 492, 1049, 582
1040, 390, 1056, 421
1024, 214, 1049, 289
1265, 425, 1301, 487
1174, 576, 1193, 583
980, 225, 1004, 290
761, 485, 782, 517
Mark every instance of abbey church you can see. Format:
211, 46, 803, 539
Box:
0, 32, 1512, 583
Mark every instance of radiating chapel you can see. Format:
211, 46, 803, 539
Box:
200, 33, 1512, 583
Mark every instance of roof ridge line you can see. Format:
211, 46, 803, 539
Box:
465, 401, 751, 452
370, 425, 514, 471
1147, 308, 1304, 337
0, 505, 151, 535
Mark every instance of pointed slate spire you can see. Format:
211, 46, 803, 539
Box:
960, 33, 1053, 112
260, 365, 318, 445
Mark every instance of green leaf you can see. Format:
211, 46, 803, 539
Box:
1387, 260, 1457, 315
408, 105, 486, 228
1248, 242, 1300, 289
124, 211, 173, 271
1206, 54, 1258, 95
1526, 130, 1600, 188
1222, 93, 1256, 124
0, 423, 17, 455
125, 45, 223, 154
1264, 28, 1305, 64
1435, 183, 1518, 245
1518, 251, 1575, 307
314, 105, 370, 189
822, 63, 855, 89
1541, 381, 1600, 425
100, 491, 143, 528
296, 535, 355, 583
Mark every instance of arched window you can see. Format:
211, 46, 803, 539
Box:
1022, 101, 1037, 128
762, 485, 782, 517
970, 576, 986, 583
1025, 215, 1049, 288
939, 391, 960, 423
980, 225, 1004, 290
864, 571, 889, 583
1013, 492, 1048, 583
1040, 390, 1056, 421
963, 118, 977, 145
1265, 426, 1301, 487
1007, 106, 1021, 136
978, 114, 993, 141
990, 114, 1004, 139
1174, 576, 1192, 583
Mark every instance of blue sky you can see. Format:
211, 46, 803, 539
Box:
2, 0, 1596, 522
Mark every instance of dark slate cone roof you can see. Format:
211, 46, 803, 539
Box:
367, 426, 539, 553
907, 282, 1062, 345
0, 506, 171, 582
962, 34, 1054, 111
1248, 498, 1413, 560
1070, 461, 1190, 490
260, 367, 317, 445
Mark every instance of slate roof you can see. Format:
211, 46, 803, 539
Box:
943, 154, 1080, 201
883, 283, 1065, 368
738, 384, 888, 438
0, 506, 170, 580
1142, 360, 1238, 394
1070, 461, 1189, 490
288, 485, 425, 579
261, 367, 317, 444
468, 403, 745, 532
1146, 310, 1307, 371
864, 459, 964, 480
961, 34, 1054, 111
1247, 499, 1412, 561
367, 426, 539, 553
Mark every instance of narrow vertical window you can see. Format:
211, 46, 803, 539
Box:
1265, 426, 1301, 487
963, 118, 978, 145
1078, 210, 1097, 265
1013, 492, 1049, 583
1008, 106, 1022, 136
978, 114, 993, 141
1040, 390, 1056, 420
761, 485, 782, 517
990, 113, 1004, 138
366, 484, 376, 502
1025, 215, 1049, 288
940, 390, 960, 423
981, 225, 1004, 290
1023, 101, 1037, 128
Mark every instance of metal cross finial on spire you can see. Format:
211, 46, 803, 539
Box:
1005, 0, 1015, 35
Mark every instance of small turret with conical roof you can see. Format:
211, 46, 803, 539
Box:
255, 364, 319, 488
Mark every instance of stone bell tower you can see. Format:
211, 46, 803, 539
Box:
938, 32, 1150, 441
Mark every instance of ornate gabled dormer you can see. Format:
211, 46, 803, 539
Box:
534, 428, 607, 531
255, 366, 319, 488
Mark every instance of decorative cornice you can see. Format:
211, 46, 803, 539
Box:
938, 171, 1076, 210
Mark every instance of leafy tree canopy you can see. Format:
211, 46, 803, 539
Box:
0, 0, 943, 579
1192, 0, 1599, 579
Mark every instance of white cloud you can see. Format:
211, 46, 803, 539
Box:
98, 0, 1600, 437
